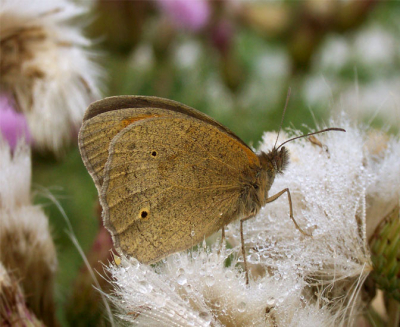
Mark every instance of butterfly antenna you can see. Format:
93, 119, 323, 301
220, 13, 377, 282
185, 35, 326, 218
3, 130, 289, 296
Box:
276, 127, 346, 151
274, 88, 291, 149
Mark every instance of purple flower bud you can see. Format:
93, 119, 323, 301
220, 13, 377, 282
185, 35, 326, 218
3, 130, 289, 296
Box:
211, 19, 234, 55
0, 94, 32, 149
156, 0, 210, 31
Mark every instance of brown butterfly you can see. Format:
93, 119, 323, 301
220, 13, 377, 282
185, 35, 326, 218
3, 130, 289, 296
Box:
78, 95, 344, 284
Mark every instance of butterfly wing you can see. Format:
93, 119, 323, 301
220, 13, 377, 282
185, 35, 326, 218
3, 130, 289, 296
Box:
101, 116, 260, 263
82, 95, 249, 148
79, 108, 170, 191
78, 96, 251, 191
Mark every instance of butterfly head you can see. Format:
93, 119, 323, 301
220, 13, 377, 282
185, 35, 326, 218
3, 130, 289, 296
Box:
251, 147, 289, 209
273, 146, 289, 174
259, 146, 289, 176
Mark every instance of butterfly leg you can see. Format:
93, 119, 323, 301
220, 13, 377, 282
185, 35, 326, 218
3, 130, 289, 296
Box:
240, 214, 255, 285
266, 188, 311, 236
218, 225, 225, 254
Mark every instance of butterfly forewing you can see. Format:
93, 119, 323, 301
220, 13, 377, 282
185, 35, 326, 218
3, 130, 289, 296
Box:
79, 108, 171, 190
82, 96, 250, 149
79, 96, 253, 191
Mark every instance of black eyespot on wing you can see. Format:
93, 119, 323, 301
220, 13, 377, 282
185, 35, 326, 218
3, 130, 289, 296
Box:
151, 151, 157, 157
140, 210, 148, 219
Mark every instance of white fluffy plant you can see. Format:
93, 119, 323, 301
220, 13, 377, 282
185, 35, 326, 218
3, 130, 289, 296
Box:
107, 115, 399, 326
0, 0, 102, 152
0, 139, 57, 326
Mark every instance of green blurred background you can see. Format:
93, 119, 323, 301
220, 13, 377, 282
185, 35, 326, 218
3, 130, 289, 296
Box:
30, 1, 399, 325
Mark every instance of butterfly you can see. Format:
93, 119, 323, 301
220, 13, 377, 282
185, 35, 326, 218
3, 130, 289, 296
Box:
79, 95, 344, 283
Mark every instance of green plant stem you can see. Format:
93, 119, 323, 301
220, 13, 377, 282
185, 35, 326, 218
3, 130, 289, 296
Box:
388, 297, 400, 327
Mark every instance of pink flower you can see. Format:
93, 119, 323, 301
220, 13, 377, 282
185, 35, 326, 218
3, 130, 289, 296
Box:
0, 94, 32, 149
156, 0, 210, 31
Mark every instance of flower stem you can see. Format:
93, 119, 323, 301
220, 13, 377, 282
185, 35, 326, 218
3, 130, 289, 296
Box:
388, 298, 400, 327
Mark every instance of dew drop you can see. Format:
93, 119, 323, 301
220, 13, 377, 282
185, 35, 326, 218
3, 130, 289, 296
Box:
224, 270, 234, 280
249, 252, 260, 264
238, 301, 246, 312
199, 311, 211, 324
138, 280, 152, 294
130, 259, 140, 269
205, 275, 215, 287
177, 274, 187, 285
154, 295, 167, 307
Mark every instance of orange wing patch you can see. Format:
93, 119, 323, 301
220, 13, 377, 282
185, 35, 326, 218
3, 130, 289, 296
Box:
121, 114, 162, 128
238, 142, 259, 167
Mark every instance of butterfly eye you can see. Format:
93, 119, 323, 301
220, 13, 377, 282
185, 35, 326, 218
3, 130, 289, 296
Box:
254, 184, 259, 190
